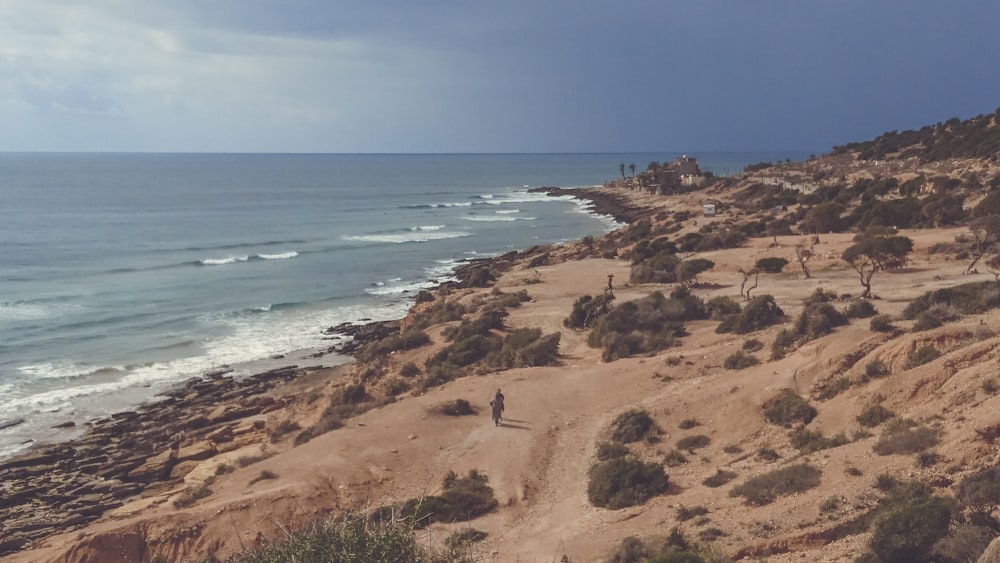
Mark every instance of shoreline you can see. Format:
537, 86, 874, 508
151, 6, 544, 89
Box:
0, 185, 623, 558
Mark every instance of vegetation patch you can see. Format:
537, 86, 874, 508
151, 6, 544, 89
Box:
436, 399, 475, 417
857, 404, 895, 428
790, 428, 850, 454
957, 466, 1000, 506
763, 390, 817, 427
729, 464, 822, 506
587, 457, 669, 509
723, 350, 759, 370
595, 441, 630, 461
663, 449, 688, 467
863, 481, 956, 563
676, 434, 711, 453
715, 294, 784, 334
907, 345, 942, 368
588, 289, 706, 361
755, 257, 788, 273
229, 514, 454, 563
610, 409, 661, 443
869, 314, 896, 332
358, 329, 431, 363
843, 299, 878, 319
903, 281, 1000, 319
379, 470, 498, 529
703, 469, 738, 488
873, 419, 941, 455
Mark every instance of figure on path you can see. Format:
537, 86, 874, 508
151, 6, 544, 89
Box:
606, 273, 614, 295
490, 388, 505, 427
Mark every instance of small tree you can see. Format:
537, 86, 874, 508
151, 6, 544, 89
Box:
966, 214, 1000, 273
842, 235, 913, 298
619, 163, 626, 180
738, 267, 760, 300
794, 240, 813, 279
677, 258, 714, 287
629, 163, 637, 178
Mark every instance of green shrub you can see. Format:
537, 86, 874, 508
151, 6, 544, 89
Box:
706, 296, 741, 320
607, 536, 648, 563
231, 514, 436, 563
770, 328, 797, 359
723, 350, 759, 370
729, 464, 822, 506
915, 451, 940, 468
676, 505, 709, 522
873, 419, 941, 455
742, 338, 764, 352
814, 376, 851, 401
427, 333, 502, 369
703, 469, 737, 488
843, 299, 878, 319
763, 391, 817, 427
248, 470, 277, 486
907, 345, 942, 368
588, 291, 703, 361
422, 362, 464, 388
867, 483, 955, 563
790, 428, 850, 454
903, 281, 1000, 319
755, 257, 789, 273
957, 466, 1000, 506
912, 305, 960, 331
756, 447, 780, 462
392, 470, 498, 528
663, 449, 688, 467
794, 302, 848, 340
870, 314, 895, 332
676, 434, 711, 453
445, 528, 488, 550
865, 359, 890, 378
596, 441, 630, 461
341, 383, 368, 405
491, 329, 560, 369
358, 330, 431, 363
728, 294, 784, 334
678, 418, 700, 430
587, 457, 670, 509
610, 409, 661, 443
386, 378, 410, 397
857, 404, 895, 428
437, 399, 475, 417
804, 287, 839, 305
399, 362, 421, 377
443, 310, 508, 341
565, 294, 615, 329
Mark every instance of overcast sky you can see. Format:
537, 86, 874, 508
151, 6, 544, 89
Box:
1, 1, 998, 153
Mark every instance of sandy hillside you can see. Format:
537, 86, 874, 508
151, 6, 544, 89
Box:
10, 191, 1000, 563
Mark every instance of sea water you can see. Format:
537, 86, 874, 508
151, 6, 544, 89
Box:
0, 151, 809, 458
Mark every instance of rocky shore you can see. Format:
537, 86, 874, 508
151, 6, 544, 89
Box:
0, 184, 625, 560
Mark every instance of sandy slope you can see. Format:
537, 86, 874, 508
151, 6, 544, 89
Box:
11, 195, 1000, 562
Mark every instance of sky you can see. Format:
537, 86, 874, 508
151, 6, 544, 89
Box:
1, 1, 998, 153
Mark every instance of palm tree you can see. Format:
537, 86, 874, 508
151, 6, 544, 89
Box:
629, 163, 636, 177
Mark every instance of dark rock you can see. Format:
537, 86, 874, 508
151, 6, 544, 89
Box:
53, 420, 77, 429
0, 418, 26, 431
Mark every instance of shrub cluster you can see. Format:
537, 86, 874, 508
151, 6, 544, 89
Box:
763, 391, 817, 427
715, 294, 784, 334
873, 419, 941, 455
676, 434, 711, 453
729, 463, 822, 506
903, 281, 1000, 319
703, 469, 738, 488
843, 299, 878, 319
754, 257, 788, 273
723, 350, 759, 370
606, 529, 716, 563
564, 294, 615, 329
587, 457, 669, 509
857, 404, 895, 428
379, 470, 498, 529
610, 409, 661, 443
790, 428, 850, 454
588, 289, 706, 361
907, 345, 942, 368
358, 329, 431, 363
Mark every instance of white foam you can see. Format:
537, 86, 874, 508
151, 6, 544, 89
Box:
201, 255, 249, 266
461, 215, 537, 222
344, 231, 470, 244
494, 209, 521, 214
412, 225, 446, 231
0, 301, 82, 321
257, 251, 299, 260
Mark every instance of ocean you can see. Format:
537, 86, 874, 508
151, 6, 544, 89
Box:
0, 151, 810, 459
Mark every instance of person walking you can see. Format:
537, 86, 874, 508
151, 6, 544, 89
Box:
490, 388, 505, 426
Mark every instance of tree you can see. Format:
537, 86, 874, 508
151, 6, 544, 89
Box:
619, 163, 626, 180
842, 235, 914, 298
965, 214, 1000, 273
676, 258, 714, 287
738, 267, 760, 300
987, 253, 1000, 282
629, 163, 637, 178
802, 202, 846, 234
794, 239, 814, 279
